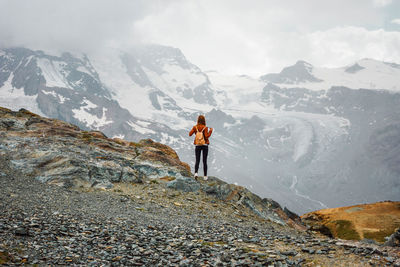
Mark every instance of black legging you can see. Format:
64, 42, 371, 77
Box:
194, 145, 208, 176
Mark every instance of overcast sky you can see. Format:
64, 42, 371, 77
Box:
0, 0, 400, 76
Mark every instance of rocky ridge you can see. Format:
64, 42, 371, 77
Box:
1, 107, 400, 266
0, 107, 298, 227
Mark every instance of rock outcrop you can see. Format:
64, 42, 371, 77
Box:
385, 228, 400, 247
0, 107, 190, 189
167, 176, 304, 228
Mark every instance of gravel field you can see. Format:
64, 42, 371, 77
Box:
1, 157, 398, 267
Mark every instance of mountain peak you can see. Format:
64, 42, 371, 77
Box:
295, 60, 313, 67
260, 60, 322, 84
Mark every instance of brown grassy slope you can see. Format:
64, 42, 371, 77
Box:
301, 201, 400, 243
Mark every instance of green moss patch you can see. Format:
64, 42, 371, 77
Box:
328, 220, 360, 240
363, 228, 397, 243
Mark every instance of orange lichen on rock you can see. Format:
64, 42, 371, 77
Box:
138, 139, 191, 175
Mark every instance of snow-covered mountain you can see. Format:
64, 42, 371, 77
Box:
1, 45, 399, 214
261, 59, 400, 91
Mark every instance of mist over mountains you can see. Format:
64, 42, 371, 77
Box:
1, 45, 399, 214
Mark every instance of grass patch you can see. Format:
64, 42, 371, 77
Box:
328, 220, 360, 240
363, 228, 397, 243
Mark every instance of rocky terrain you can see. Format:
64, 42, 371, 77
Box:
1, 107, 400, 266
302, 202, 400, 244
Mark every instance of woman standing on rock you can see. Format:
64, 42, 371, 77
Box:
189, 115, 213, 180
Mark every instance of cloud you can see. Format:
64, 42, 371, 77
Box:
392, 18, 400, 25
0, 0, 398, 75
372, 0, 393, 7
303, 26, 400, 67
130, 0, 396, 75
0, 0, 156, 53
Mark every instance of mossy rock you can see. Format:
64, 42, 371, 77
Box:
327, 220, 360, 240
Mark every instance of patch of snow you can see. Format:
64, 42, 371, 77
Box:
207, 72, 265, 108
0, 73, 44, 115
160, 132, 180, 145
128, 121, 156, 135
23, 55, 34, 67
72, 99, 112, 129
76, 66, 93, 76
41, 90, 70, 104
88, 49, 156, 120
135, 120, 151, 127
36, 58, 71, 88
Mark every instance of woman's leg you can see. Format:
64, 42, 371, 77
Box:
202, 146, 209, 176
194, 146, 201, 174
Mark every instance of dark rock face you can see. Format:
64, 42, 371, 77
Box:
166, 177, 201, 192
260, 60, 322, 84
345, 63, 365, 73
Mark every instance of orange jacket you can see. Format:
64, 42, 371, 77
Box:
189, 124, 213, 145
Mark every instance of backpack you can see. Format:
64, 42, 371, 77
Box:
195, 126, 206, 145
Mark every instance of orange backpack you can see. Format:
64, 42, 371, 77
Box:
194, 126, 206, 145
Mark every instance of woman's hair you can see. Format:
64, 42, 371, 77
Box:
197, 115, 206, 125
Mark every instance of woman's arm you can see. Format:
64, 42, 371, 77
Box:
204, 127, 213, 138
189, 126, 195, 136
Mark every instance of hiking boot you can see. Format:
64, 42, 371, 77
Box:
204, 176, 208, 181
194, 173, 198, 180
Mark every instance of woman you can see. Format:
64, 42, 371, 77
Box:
189, 115, 213, 180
